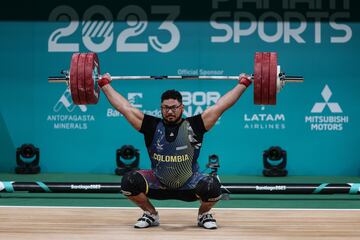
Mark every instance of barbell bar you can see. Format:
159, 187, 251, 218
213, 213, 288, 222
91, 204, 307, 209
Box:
48, 52, 304, 105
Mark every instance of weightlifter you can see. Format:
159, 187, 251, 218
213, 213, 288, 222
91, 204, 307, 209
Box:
98, 73, 252, 229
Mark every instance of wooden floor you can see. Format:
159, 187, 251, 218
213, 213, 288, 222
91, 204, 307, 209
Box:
0, 207, 359, 240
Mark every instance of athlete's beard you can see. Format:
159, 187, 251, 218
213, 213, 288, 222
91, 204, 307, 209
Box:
162, 113, 182, 125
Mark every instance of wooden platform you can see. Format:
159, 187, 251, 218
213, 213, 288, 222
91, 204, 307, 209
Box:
0, 207, 359, 239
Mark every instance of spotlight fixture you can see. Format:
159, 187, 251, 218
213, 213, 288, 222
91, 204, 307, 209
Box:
263, 146, 287, 177
15, 144, 40, 174
207, 154, 220, 176
115, 145, 140, 176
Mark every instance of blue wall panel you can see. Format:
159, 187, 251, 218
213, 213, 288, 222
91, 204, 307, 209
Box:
0, 3, 359, 175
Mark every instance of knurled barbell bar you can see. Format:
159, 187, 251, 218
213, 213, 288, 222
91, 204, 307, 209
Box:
48, 52, 304, 105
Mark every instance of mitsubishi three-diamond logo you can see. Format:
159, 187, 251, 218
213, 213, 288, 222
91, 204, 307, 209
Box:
311, 85, 342, 113
305, 84, 349, 131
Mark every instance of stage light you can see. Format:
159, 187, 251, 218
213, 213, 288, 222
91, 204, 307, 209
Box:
115, 145, 140, 176
263, 146, 287, 177
15, 144, 40, 174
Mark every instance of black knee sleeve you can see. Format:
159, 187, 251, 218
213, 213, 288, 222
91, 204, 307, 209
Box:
120, 171, 147, 196
195, 176, 222, 202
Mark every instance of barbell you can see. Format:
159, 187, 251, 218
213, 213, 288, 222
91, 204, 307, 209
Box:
48, 52, 304, 105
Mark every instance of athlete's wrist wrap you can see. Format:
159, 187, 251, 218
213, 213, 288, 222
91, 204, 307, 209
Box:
98, 77, 111, 88
239, 76, 252, 88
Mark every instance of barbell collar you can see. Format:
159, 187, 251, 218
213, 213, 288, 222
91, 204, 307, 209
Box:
48, 76, 69, 83
282, 76, 304, 82
48, 70, 70, 83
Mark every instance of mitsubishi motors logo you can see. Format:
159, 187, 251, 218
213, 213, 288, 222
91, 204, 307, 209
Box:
311, 85, 342, 113
305, 84, 349, 131
46, 88, 95, 130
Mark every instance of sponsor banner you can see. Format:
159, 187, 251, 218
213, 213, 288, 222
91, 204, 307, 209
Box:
46, 89, 96, 130
243, 106, 286, 130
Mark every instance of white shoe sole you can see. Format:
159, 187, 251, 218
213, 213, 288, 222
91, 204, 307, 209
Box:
134, 222, 160, 228
198, 223, 217, 229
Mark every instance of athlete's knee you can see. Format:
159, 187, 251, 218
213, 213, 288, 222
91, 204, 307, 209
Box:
195, 176, 222, 202
121, 171, 147, 196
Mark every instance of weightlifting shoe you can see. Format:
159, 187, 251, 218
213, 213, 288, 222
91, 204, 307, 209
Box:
198, 212, 217, 229
134, 211, 160, 228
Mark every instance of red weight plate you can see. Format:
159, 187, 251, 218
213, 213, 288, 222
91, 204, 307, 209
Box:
269, 52, 277, 105
69, 53, 80, 105
254, 52, 263, 105
77, 53, 87, 104
85, 53, 100, 104
261, 52, 270, 105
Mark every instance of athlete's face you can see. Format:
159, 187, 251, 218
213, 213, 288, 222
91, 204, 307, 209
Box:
161, 99, 184, 124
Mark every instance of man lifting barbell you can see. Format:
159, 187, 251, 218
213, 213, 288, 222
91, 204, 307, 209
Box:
98, 72, 252, 229
48, 52, 303, 229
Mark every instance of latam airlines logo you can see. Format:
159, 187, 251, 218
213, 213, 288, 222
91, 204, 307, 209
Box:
305, 85, 349, 131
243, 106, 286, 130
46, 88, 95, 130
